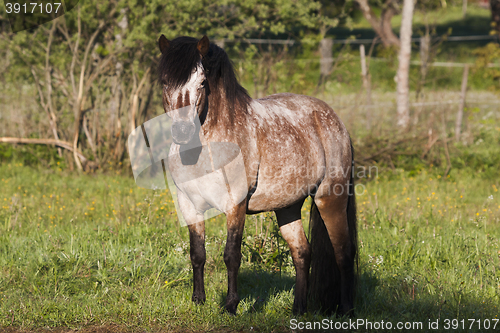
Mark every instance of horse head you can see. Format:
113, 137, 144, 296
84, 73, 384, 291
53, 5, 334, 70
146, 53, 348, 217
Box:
158, 35, 210, 145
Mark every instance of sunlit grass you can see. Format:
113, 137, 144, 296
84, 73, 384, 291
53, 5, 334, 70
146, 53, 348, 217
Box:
0, 160, 498, 331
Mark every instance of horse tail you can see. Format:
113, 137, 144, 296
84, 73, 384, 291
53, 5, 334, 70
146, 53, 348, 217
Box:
347, 142, 359, 302
309, 141, 358, 314
308, 200, 340, 313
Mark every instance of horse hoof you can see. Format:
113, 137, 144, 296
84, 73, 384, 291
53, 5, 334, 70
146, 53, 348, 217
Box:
192, 294, 206, 305
224, 297, 239, 315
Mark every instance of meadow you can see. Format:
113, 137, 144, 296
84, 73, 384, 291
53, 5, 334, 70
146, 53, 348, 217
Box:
1, 4, 500, 331
0, 113, 499, 332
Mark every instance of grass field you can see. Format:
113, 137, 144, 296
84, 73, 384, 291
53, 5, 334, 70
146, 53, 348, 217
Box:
2, 1, 500, 331
0, 144, 499, 332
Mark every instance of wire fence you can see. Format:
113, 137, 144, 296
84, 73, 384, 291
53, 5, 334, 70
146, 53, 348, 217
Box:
216, 34, 499, 46
226, 35, 500, 68
331, 98, 500, 111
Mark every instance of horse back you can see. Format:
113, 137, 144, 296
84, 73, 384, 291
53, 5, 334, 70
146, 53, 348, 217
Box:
243, 93, 352, 212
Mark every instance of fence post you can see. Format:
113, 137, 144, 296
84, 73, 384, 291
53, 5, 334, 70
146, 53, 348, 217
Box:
319, 38, 333, 82
414, 32, 431, 125
455, 64, 469, 142
215, 39, 225, 49
419, 33, 430, 91
360, 44, 373, 130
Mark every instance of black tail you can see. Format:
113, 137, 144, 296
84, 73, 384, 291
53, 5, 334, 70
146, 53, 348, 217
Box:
309, 143, 358, 315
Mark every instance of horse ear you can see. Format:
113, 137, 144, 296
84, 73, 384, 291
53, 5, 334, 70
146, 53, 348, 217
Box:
197, 35, 210, 57
158, 34, 170, 54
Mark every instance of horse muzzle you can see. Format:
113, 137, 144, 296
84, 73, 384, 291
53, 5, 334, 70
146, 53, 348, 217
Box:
171, 121, 196, 145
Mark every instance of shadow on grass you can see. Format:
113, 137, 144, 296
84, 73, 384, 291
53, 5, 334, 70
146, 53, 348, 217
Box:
230, 267, 495, 322
355, 269, 496, 327
215, 268, 295, 314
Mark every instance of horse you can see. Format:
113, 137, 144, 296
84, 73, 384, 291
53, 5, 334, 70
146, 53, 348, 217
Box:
157, 35, 357, 316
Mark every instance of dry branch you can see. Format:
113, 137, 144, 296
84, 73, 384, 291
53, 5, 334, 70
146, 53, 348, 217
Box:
130, 67, 151, 133
420, 136, 439, 159
354, 0, 400, 47
359, 135, 426, 162
0, 137, 87, 162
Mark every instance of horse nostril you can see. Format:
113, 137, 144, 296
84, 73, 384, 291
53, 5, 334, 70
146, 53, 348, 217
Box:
175, 122, 191, 133
172, 121, 196, 144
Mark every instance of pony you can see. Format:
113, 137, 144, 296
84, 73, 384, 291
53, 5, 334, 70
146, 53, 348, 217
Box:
157, 35, 357, 316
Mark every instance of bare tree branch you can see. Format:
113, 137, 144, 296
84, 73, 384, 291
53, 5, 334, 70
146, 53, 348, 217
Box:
130, 67, 151, 133
0, 137, 87, 162
72, 19, 106, 171
354, 0, 400, 47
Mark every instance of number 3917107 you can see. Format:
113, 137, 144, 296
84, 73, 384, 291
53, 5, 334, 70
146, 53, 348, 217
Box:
5, 2, 62, 14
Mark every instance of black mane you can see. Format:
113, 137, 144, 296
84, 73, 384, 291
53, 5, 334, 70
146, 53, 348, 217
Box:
158, 36, 251, 109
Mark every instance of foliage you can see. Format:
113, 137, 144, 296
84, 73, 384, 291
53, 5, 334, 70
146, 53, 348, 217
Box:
351, 101, 500, 182
473, 42, 500, 92
242, 214, 292, 272
1, 4, 499, 331
0, 0, 329, 170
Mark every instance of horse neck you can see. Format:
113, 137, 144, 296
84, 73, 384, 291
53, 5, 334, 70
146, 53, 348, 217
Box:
203, 85, 249, 139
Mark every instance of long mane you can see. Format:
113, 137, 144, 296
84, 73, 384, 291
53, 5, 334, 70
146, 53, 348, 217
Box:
158, 37, 251, 110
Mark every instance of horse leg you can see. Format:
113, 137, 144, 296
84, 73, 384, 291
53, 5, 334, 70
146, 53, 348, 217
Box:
188, 221, 206, 304
178, 192, 206, 304
314, 190, 355, 315
275, 200, 310, 315
223, 200, 246, 314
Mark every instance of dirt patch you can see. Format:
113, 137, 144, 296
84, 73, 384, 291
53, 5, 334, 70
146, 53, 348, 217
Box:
0, 326, 246, 333
2, 326, 138, 333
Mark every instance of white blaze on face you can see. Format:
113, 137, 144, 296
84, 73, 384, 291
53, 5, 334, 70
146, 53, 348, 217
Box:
164, 61, 205, 125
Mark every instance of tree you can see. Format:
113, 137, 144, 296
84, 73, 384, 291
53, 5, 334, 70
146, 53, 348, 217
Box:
492, 0, 500, 35
1, 0, 159, 170
1, 0, 327, 170
354, 0, 401, 47
353, 0, 444, 48
396, 0, 414, 130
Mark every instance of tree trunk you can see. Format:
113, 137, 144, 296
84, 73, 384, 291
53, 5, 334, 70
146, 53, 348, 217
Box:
355, 0, 400, 48
491, 0, 500, 34
380, 4, 400, 47
319, 38, 333, 79
396, 0, 414, 130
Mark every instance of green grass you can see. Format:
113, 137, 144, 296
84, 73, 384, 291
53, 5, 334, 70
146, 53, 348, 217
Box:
1, 3, 499, 330
0, 151, 499, 332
